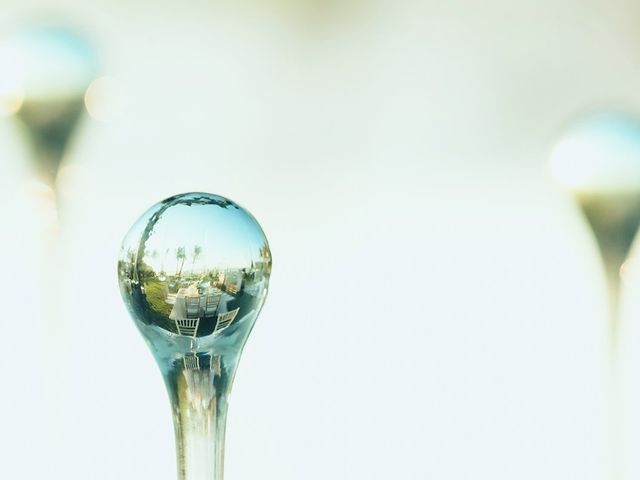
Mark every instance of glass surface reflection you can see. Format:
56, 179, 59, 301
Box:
118, 192, 271, 480
118, 192, 271, 340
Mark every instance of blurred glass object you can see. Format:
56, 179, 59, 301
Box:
118, 192, 271, 480
550, 112, 640, 315
550, 111, 640, 480
0, 24, 98, 192
0, 25, 101, 432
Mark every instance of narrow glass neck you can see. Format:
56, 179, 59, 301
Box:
163, 354, 231, 480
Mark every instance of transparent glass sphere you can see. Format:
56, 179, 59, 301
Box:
118, 193, 271, 342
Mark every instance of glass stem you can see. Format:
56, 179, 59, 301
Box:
606, 271, 623, 480
163, 354, 230, 480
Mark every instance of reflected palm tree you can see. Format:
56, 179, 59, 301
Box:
176, 246, 186, 276
191, 245, 202, 273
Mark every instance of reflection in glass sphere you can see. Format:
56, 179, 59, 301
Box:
118, 192, 271, 352
118, 193, 272, 479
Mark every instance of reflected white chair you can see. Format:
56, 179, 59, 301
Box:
175, 318, 200, 337
185, 296, 200, 318
214, 308, 240, 333
183, 354, 200, 370
204, 292, 222, 317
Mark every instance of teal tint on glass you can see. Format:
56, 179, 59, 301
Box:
118, 192, 271, 480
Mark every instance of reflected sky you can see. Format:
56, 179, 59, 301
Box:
143, 201, 268, 271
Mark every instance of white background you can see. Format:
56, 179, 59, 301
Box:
2, 0, 640, 478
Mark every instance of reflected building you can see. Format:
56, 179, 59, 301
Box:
223, 270, 242, 295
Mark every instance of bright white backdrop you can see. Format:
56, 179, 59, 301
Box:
3, 0, 640, 479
